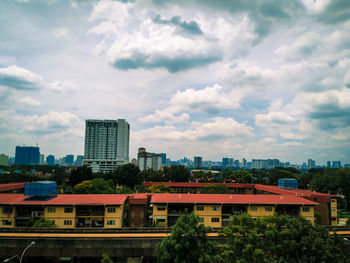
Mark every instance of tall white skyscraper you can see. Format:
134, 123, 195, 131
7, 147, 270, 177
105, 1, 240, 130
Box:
83, 119, 130, 173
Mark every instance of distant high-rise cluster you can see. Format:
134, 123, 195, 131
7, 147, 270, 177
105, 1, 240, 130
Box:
252, 159, 280, 169
83, 119, 130, 173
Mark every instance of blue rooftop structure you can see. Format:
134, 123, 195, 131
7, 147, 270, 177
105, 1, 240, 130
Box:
24, 181, 57, 199
278, 178, 298, 189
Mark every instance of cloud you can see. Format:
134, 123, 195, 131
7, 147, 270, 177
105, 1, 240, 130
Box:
0, 65, 43, 90
139, 84, 242, 123
313, 0, 350, 24
0, 110, 82, 134
275, 32, 321, 61
88, 0, 260, 72
152, 15, 203, 35
49, 80, 79, 92
18, 96, 41, 106
135, 117, 253, 141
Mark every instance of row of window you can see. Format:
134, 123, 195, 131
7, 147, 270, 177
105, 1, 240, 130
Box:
46, 207, 117, 213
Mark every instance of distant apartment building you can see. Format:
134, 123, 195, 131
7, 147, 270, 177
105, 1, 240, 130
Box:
0, 154, 9, 166
307, 159, 316, 169
332, 161, 341, 168
14, 146, 40, 165
194, 156, 202, 168
327, 161, 331, 168
137, 148, 162, 171
222, 158, 234, 168
242, 158, 247, 168
39, 154, 45, 165
83, 119, 130, 173
252, 159, 280, 169
234, 159, 240, 168
76, 155, 84, 166
46, 155, 55, 165
65, 155, 74, 166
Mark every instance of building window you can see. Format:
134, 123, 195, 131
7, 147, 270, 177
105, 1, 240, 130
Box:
250, 206, 257, 212
156, 217, 166, 223
212, 206, 219, 211
196, 206, 204, 211
157, 205, 166, 211
107, 220, 116, 225
331, 199, 336, 203
199, 217, 204, 223
2, 220, 12, 225
211, 217, 220, 223
302, 207, 310, 212
64, 220, 72, 225
64, 207, 73, 213
265, 206, 273, 212
47, 207, 56, 213
108, 207, 116, 213
2, 207, 12, 214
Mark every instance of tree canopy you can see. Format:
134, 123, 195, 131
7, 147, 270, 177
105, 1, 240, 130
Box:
219, 213, 347, 263
73, 178, 115, 194
200, 183, 230, 194
157, 212, 218, 263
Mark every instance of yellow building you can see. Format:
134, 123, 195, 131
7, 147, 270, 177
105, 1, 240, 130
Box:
0, 194, 127, 228
151, 194, 318, 227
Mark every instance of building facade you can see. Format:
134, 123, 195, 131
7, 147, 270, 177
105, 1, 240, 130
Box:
14, 146, 40, 165
194, 156, 202, 168
0, 154, 9, 166
83, 119, 130, 173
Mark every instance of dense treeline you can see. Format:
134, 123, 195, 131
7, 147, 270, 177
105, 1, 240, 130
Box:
157, 212, 350, 263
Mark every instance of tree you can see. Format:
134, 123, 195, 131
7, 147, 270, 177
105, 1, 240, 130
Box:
220, 213, 347, 263
163, 165, 190, 182
73, 178, 115, 194
114, 164, 141, 189
192, 171, 210, 182
200, 184, 230, 194
141, 169, 165, 182
232, 170, 253, 184
69, 166, 94, 187
148, 184, 172, 193
157, 212, 218, 263
32, 217, 56, 228
101, 253, 113, 263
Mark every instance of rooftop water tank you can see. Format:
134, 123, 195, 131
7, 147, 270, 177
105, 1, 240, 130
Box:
24, 181, 57, 199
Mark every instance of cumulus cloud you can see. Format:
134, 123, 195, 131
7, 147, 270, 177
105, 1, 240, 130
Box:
18, 96, 41, 106
0, 65, 43, 90
88, 0, 261, 72
139, 84, 242, 123
135, 117, 253, 141
0, 110, 82, 133
49, 80, 79, 92
275, 32, 321, 61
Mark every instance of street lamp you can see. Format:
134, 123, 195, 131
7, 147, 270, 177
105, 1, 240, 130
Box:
3, 241, 35, 263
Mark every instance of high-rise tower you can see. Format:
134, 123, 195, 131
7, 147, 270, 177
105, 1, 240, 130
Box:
83, 119, 130, 173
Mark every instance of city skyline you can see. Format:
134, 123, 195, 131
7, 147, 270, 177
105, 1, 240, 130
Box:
1, 0, 350, 164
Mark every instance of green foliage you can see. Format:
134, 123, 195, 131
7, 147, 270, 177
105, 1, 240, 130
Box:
73, 178, 115, 194
69, 166, 93, 187
220, 213, 347, 263
114, 164, 141, 189
101, 253, 113, 263
141, 168, 164, 182
232, 170, 253, 184
32, 217, 56, 228
115, 186, 134, 194
157, 212, 218, 263
163, 165, 190, 182
200, 184, 230, 194
148, 184, 172, 193
192, 171, 211, 182
346, 219, 350, 226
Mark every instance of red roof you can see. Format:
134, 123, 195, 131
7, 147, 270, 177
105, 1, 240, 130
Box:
254, 184, 337, 198
0, 194, 127, 205
129, 193, 149, 205
150, 194, 318, 205
0, 182, 26, 192
143, 182, 254, 188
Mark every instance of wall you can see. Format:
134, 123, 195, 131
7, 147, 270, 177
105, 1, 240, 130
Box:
194, 204, 222, 227
104, 205, 123, 228
44, 206, 76, 228
153, 204, 167, 227
0, 206, 15, 228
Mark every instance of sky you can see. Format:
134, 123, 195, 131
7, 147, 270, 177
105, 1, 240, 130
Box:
1, 0, 350, 165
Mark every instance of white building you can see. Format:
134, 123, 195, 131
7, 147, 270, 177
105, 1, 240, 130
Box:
137, 148, 162, 171
83, 119, 130, 173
